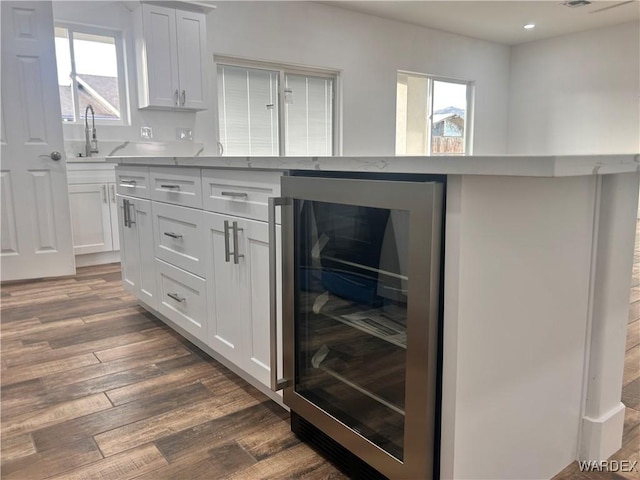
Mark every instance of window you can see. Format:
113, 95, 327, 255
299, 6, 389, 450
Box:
217, 59, 336, 156
54, 24, 127, 123
396, 72, 472, 155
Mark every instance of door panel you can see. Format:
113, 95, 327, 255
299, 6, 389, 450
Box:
1, 171, 18, 255
68, 184, 113, 255
1, 1, 75, 280
204, 212, 244, 365
244, 219, 282, 387
176, 10, 206, 109
118, 196, 140, 295
143, 4, 179, 107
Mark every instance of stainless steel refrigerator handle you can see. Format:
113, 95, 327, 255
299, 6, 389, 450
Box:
223, 220, 231, 263
268, 196, 291, 391
232, 221, 244, 264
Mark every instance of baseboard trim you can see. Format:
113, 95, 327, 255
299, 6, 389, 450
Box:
579, 402, 626, 461
75, 251, 121, 267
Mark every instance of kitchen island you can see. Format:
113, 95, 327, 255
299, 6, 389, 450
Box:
109, 154, 639, 480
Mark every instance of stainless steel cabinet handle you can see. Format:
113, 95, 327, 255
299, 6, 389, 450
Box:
110, 184, 116, 203
221, 191, 248, 199
268, 196, 291, 391
181, 90, 186, 106
120, 180, 136, 187
127, 199, 135, 226
167, 292, 185, 303
160, 184, 180, 190
122, 198, 135, 227
164, 232, 183, 239
174, 89, 179, 106
224, 220, 231, 263
102, 185, 108, 204
123, 198, 130, 227
231, 221, 244, 264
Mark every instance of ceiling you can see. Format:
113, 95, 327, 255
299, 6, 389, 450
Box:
319, 0, 640, 45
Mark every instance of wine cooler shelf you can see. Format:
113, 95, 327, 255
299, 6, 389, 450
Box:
308, 291, 407, 348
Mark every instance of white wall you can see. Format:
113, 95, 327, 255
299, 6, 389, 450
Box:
195, 1, 511, 156
507, 21, 640, 155
52, 1, 199, 157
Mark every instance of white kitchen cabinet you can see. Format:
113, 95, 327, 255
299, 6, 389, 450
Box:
118, 195, 157, 310
204, 211, 281, 388
67, 163, 120, 267
68, 183, 119, 255
134, 3, 207, 110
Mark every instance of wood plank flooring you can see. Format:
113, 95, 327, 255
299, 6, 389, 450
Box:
1, 263, 347, 480
2, 220, 639, 480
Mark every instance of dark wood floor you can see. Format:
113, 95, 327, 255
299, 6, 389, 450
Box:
0, 264, 347, 479
1, 221, 638, 479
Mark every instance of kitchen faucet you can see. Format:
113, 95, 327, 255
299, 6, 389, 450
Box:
84, 105, 99, 157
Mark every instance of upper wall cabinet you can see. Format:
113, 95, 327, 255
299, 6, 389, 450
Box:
133, 3, 207, 111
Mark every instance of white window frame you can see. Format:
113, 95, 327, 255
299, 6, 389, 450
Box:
55, 22, 129, 125
397, 70, 474, 156
214, 55, 340, 156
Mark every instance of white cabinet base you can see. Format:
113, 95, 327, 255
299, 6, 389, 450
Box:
75, 251, 121, 268
138, 301, 284, 406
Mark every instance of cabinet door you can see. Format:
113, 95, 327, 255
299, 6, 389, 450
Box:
117, 196, 156, 309
134, 198, 157, 309
69, 183, 113, 255
241, 218, 282, 388
118, 195, 140, 296
141, 3, 179, 108
204, 212, 244, 366
108, 184, 120, 251
175, 10, 207, 110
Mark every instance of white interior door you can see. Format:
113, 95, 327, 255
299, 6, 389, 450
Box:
1, 1, 75, 281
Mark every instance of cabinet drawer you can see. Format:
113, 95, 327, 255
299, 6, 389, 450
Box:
156, 259, 207, 340
150, 167, 203, 208
116, 167, 150, 198
201, 169, 282, 223
152, 202, 205, 277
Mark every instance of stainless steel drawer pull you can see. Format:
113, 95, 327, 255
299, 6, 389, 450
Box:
120, 180, 136, 187
161, 184, 181, 190
221, 191, 248, 198
164, 232, 183, 239
167, 292, 185, 303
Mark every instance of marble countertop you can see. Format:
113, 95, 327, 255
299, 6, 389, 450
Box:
106, 154, 640, 177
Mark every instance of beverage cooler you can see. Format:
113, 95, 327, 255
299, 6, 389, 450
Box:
268, 174, 444, 479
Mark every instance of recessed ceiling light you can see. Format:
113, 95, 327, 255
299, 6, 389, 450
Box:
523, 23, 536, 29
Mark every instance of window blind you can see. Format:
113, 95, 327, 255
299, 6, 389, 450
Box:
217, 65, 279, 156
284, 74, 333, 156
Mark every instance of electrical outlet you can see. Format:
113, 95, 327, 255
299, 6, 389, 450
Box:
140, 126, 153, 139
176, 128, 193, 141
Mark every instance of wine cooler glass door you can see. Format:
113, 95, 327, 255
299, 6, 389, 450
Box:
280, 175, 443, 479
295, 199, 409, 460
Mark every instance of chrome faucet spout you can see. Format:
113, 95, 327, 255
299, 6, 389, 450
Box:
84, 105, 98, 157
